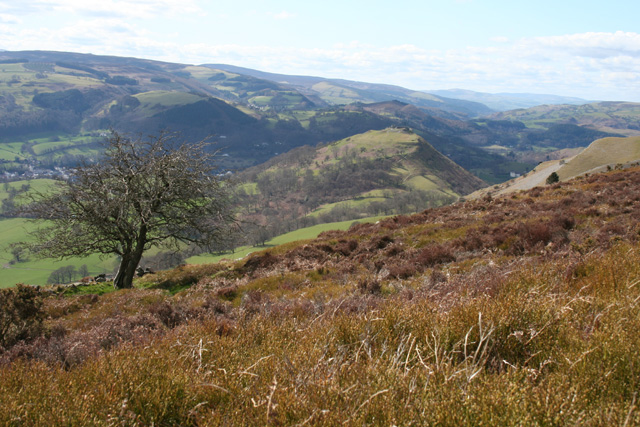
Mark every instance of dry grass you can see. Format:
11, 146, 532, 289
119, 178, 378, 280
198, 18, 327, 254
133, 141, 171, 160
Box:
2, 167, 640, 425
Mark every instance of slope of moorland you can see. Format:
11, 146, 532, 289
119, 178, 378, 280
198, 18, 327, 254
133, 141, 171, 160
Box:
469, 136, 640, 199
232, 127, 486, 244
2, 166, 640, 425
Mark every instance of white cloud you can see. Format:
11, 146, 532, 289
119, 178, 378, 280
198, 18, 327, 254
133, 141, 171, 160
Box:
270, 11, 295, 20
2, 0, 200, 19
1, 23, 638, 101
0, 13, 20, 23
126, 34, 640, 100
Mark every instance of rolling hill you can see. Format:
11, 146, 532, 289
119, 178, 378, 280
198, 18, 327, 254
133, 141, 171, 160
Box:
468, 135, 640, 198
428, 89, 590, 111
204, 63, 493, 117
489, 101, 640, 136
233, 127, 486, 244
2, 50, 632, 186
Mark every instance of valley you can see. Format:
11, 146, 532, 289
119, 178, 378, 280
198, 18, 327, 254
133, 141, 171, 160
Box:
1, 47, 640, 425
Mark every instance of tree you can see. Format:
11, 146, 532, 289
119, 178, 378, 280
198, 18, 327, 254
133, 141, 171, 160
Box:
78, 264, 89, 278
546, 172, 560, 185
47, 265, 76, 284
22, 131, 236, 289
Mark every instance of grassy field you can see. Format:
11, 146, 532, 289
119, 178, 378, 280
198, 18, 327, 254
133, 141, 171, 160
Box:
1, 210, 387, 287
0, 178, 58, 204
311, 81, 365, 104
0, 142, 27, 160
308, 196, 389, 217
0, 218, 115, 288
0, 178, 113, 287
557, 136, 640, 180
187, 215, 388, 265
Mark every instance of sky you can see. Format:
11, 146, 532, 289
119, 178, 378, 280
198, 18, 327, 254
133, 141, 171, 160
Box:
0, 0, 639, 101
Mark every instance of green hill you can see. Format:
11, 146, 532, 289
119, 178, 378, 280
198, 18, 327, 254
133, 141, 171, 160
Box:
234, 127, 485, 244
204, 63, 493, 117
490, 101, 640, 136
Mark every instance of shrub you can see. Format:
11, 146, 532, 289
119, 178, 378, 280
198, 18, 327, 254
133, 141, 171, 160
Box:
0, 285, 45, 352
546, 172, 560, 185
415, 244, 456, 267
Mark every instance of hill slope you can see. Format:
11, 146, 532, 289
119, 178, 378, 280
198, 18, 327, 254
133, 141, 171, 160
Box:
205, 63, 493, 117
2, 166, 640, 424
468, 136, 640, 198
428, 89, 590, 111
490, 101, 640, 136
234, 127, 485, 243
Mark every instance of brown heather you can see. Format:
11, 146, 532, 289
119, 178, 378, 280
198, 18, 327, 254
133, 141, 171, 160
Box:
2, 167, 640, 425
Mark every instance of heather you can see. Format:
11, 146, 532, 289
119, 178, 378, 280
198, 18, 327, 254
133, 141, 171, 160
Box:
2, 167, 640, 425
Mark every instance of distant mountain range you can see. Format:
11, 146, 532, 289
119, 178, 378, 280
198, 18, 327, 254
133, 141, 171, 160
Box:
427, 89, 591, 111
204, 64, 493, 118
0, 50, 639, 185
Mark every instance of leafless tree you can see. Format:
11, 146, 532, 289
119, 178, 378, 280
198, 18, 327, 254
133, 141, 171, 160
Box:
22, 131, 236, 289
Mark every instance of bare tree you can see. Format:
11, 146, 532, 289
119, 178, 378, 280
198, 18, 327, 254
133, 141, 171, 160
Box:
22, 131, 236, 289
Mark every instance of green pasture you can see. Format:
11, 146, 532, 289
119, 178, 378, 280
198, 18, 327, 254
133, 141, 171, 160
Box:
182, 66, 221, 80
309, 194, 389, 217
311, 82, 363, 104
406, 175, 440, 191
187, 215, 388, 265
0, 142, 26, 160
135, 91, 204, 108
132, 91, 204, 117
248, 96, 273, 106
32, 140, 80, 155
0, 218, 116, 288
0, 179, 59, 204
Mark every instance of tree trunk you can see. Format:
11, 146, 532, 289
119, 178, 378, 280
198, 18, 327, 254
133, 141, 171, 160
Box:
113, 227, 147, 289
113, 249, 144, 289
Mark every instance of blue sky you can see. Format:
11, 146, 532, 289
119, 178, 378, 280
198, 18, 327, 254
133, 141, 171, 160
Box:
0, 0, 639, 101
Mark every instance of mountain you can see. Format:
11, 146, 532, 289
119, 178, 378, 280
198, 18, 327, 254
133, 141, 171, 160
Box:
204, 64, 494, 118
427, 89, 590, 111
489, 102, 640, 136
0, 50, 520, 183
233, 127, 486, 244
0, 50, 635, 187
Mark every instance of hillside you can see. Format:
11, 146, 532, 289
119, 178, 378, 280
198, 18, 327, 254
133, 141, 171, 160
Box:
1, 50, 623, 186
428, 89, 590, 111
204, 64, 493, 118
490, 101, 640, 136
233, 127, 486, 244
2, 166, 640, 424
0, 50, 520, 179
469, 136, 640, 199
